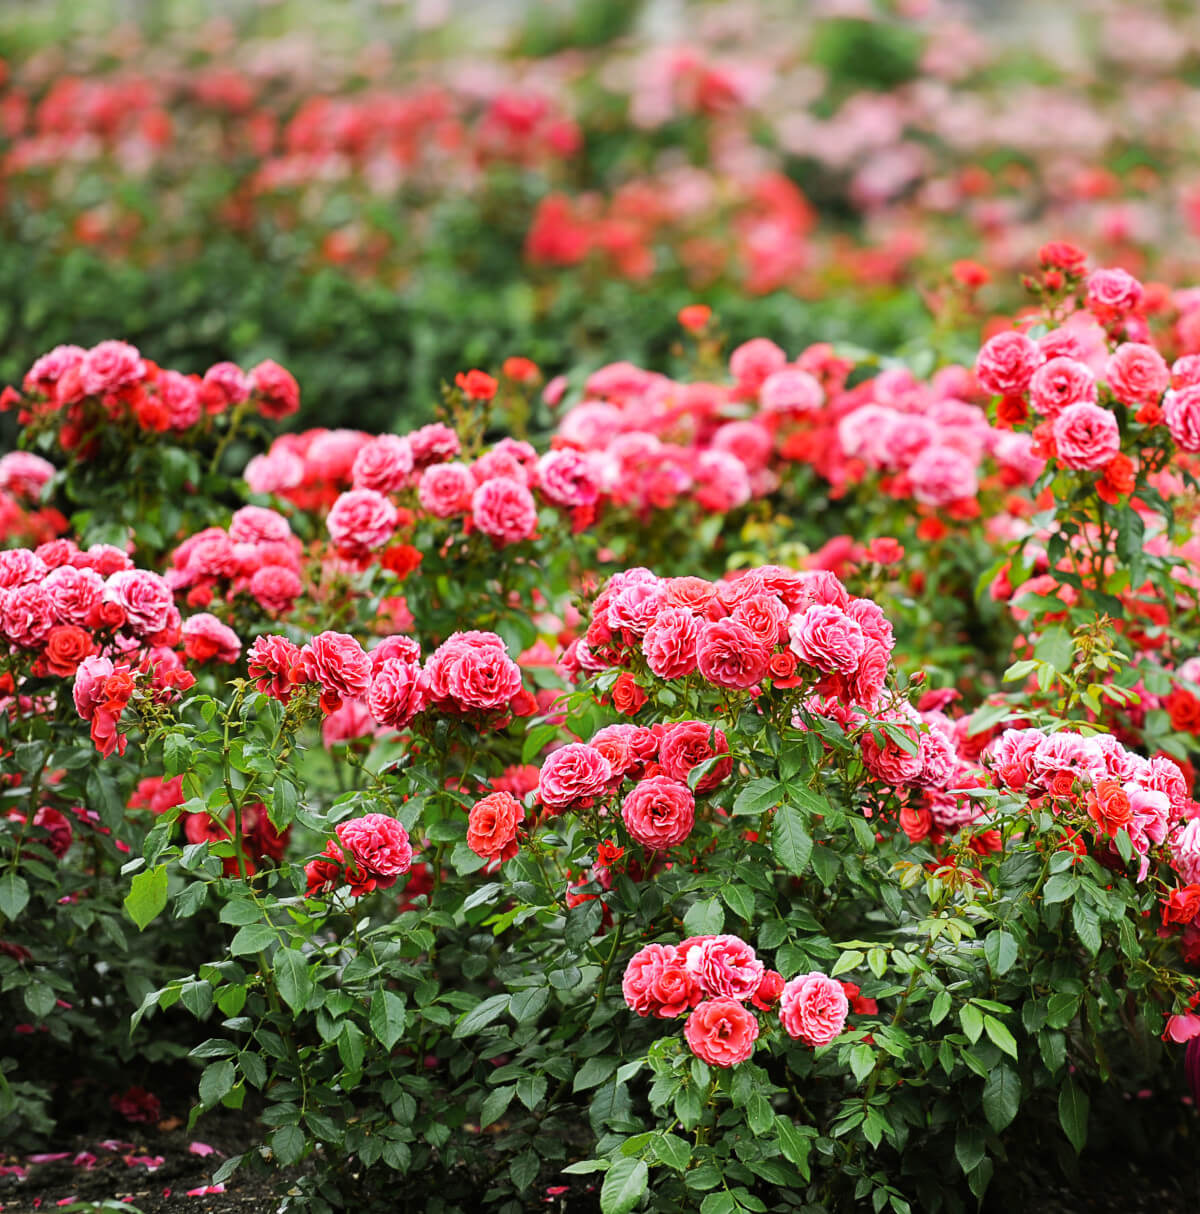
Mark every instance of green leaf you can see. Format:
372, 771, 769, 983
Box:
199, 1060, 235, 1108
600, 1155, 648, 1214
683, 897, 724, 937
24, 982, 55, 1019
983, 930, 1017, 976
230, 923, 276, 955
1046, 992, 1079, 1029
272, 1125, 305, 1166
510, 1148, 540, 1191
775, 1117, 812, 1179
516, 1073, 548, 1111
983, 1015, 1018, 1060
772, 803, 813, 877
480, 1085, 514, 1129
1058, 1080, 1089, 1153
955, 1125, 985, 1175
831, 949, 864, 978
982, 1064, 1020, 1132
930, 990, 951, 1026
747, 1092, 773, 1136
370, 990, 407, 1051
655, 1133, 690, 1171
1072, 902, 1102, 956
0, 872, 30, 921
1034, 627, 1074, 674
732, 777, 786, 817
720, 883, 755, 923
959, 1003, 984, 1044
453, 993, 510, 1038
124, 865, 168, 931
849, 1044, 875, 1084
274, 948, 313, 1014
1042, 873, 1076, 905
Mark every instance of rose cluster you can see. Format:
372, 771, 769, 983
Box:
4, 342, 299, 450
167, 505, 304, 618
623, 935, 857, 1067
566, 564, 896, 710
986, 726, 1199, 908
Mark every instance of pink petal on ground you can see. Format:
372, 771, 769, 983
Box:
72, 1152, 98, 1169
98, 1139, 136, 1152
185, 1184, 226, 1197
188, 1141, 218, 1157
28, 1154, 71, 1163
0, 1165, 27, 1179
55, 1199, 79, 1207
123, 1154, 165, 1171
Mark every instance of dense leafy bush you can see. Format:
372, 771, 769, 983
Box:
5, 246, 1200, 1210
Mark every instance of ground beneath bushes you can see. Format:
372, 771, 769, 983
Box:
0, 1112, 287, 1214
2, 1111, 1196, 1213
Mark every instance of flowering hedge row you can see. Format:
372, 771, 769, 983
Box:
4, 247, 1200, 1210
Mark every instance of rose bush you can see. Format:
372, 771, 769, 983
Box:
5, 241, 1200, 1211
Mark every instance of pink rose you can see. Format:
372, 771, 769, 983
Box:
537, 449, 601, 507
352, 434, 414, 493
642, 606, 700, 679
621, 775, 695, 849
248, 566, 302, 616
789, 604, 866, 675
41, 565, 104, 625
684, 998, 759, 1067
539, 743, 613, 811
247, 634, 302, 701
607, 579, 665, 636
159, 369, 201, 431
0, 548, 48, 589
104, 569, 175, 638
1052, 402, 1121, 470
1087, 267, 1144, 321
1029, 357, 1096, 418
729, 338, 787, 392
370, 635, 422, 670
0, 452, 55, 498
906, 445, 979, 507
622, 943, 700, 1018
696, 619, 770, 689
73, 654, 115, 720
201, 363, 250, 413
250, 360, 300, 421
732, 594, 789, 647
327, 489, 398, 556
300, 631, 372, 710
1107, 343, 1169, 406
408, 423, 461, 468
687, 935, 764, 1001
182, 613, 241, 664
1165, 386, 1200, 452
658, 721, 731, 792
0, 584, 53, 648
229, 506, 293, 545
82, 341, 143, 396
367, 658, 428, 729
472, 477, 538, 545
425, 633, 523, 711
975, 331, 1041, 397
335, 814, 413, 891
418, 462, 475, 518
759, 367, 823, 414
779, 971, 849, 1046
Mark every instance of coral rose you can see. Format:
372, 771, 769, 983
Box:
684, 998, 759, 1067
